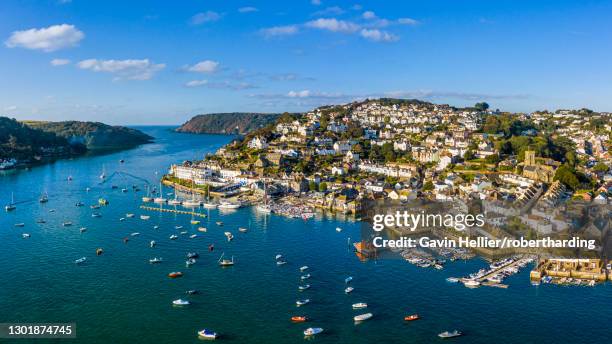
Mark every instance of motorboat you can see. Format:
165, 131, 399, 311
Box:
75, 257, 87, 264
345, 287, 354, 293
169, 235, 178, 240
150, 240, 156, 248
119, 218, 126, 221
186, 290, 199, 295
298, 284, 311, 291
180, 231, 188, 235
39, 193, 49, 203
183, 200, 201, 208
299, 266, 309, 272
75, 202, 84, 207
168, 198, 182, 206
172, 299, 190, 306
336, 227, 342, 232
296, 299, 310, 306
446, 277, 459, 283
98, 198, 109, 205
463, 280, 480, 288
140, 215, 150, 220
218, 201, 240, 209
187, 252, 199, 259
202, 202, 217, 209
22, 233, 31, 238
126, 213, 135, 218
276, 260, 287, 265
168, 271, 183, 278
175, 225, 183, 230
352, 303, 367, 309
142, 196, 153, 202
275, 254, 283, 260
91, 213, 101, 218
216, 221, 223, 226
354, 313, 373, 322
90, 205, 100, 209
149, 257, 163, 264
80, 227, 87, 233
218, 253, 234, 266
153, 225, 159, 229
198, 227, 207, 232
345, 276, 353, 284
301, 274, 311, 280
224, 232, 234, 241
130, 232, 140, 236
189, 234, 197, 239
238, 227, 247, 233
303, 328, 323, 336
438, 330, 462, 339
291, 316, 307, 322
14, 223, 25, 227
405, 314, 420, 321
190, 220, 200, 225
62, 221, 73, 227
36, 219, 46, 224
186, 258, 197, 266
197, 329, 217, 339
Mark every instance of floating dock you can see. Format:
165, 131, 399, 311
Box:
139, 205, 207, 217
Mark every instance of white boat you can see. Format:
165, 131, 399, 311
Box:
256, 204, 272, 214
91, 213, 101, 218
149, 257, 163, 264
79, 227, 87, 233
153, 225, 159, 229
131, 232, 140, 236
190, 220, 200, 225
238, 227, 247, 233
345, 287, 354, 293
463, 280, 480, 288
5, 192, 16, 211
186, 258, 197, 266
99, 165, 106, 179
22, 233, 31, 238
345, 276, 353, 284
153, 197, 167, 203
300, 266, 309, 272
216, 221, 223, 226
175, 225, 183, 230
446, 277, 459, 283
218, 253, 234, 266
276, 260, 287, 265
336, 227, 342, 232
224, 232, 234, 241
183, 200, 201, 208
180, 231, 188, 235
303, 327, 323, 336
140, 215, 150, 220
150, 240, 156, 248
275, 254, 283, 260
187, 252, 199, 259
172, 299, 190, 306
14, 223, 25, 227
169, 235, 178, 240
198, 227, 207, 232
126, 213, 135, 218
142, 196, 153, 203
62, 221, 73, 227
75, 257, 86, 264
119, 218, 126, 221
202, 202, 217, 209
168, 198, 182, 205
301, 274, 311, 280
438, 330, 462, 339
354, 313, 373, 322
197, 329, 217, 339
296, 299, 310, 306
190, 234, 197, 239
39, 192, 49, 203
352, 303, 368, 309
218, 201, 240, 209
298, 284, 311, 291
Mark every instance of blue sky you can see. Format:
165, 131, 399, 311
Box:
1, 0, 611, 125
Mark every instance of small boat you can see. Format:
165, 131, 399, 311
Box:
90, 205, 100, 209
198, 227, 207, 232
187, 252, 199, 259
296, 299, 310, 306
39, 193, 49, 203
190, 234, 197, 239
352, 303, 367, 309
203, 202, 217, 209
186, 290, 199, 295
345, 276, 353, 284
22, 233, 31, 238
149, 257, 163, 264
180, 231, 188, 235
218, 253, 234, 266
197, 329, 217, 339
153, 197, 167, 204
438, 330, 462, 339
126, 213, 135, 218
91, 213, 101, 218
98, 198, 109, 205
336, 227, 342, 232
80, 227, 87, 233
183, 200, 201, 208
404, 314, 420, 321
354, 313, 373, 322
119, 218, 126, 221
303, 327, 323, 336
172, 299, 190, 306
36, 219, 46, 224
96, 248, 103, 256
119, 159, 124, 163
216, 221, 223, 226
140, 215, 150, 220
153, 225, 159, 229
142, 196, 153, 203
175, 225, 183, 230
446, 277, 459, 283
224, 232, 233, 241
150, 240, 156, 248
291, 316, 307, 322
130, 232, 140, 236
168, 199, 182, 206
186, 258, 197, 266
168, 271, 183, 278
298, 284, 311, 291
62, 221, 73, 227
169, 235, 178, 240
14, 223, 25, 227
5, 192, 16, 211
345, 287, 354, 293
276, 260, 287, 265
238, 227, 247, 233
75, 257, 87, 264
300, 266, 309, 272
218, 201, 240, 209
75, 202, 84, 207
190, 220, 200, 225
275, 254, 283, 260
463, 280, 480, 288
301, 274, 311, 280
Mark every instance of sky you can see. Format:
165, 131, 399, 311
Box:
0, 0, 611, 125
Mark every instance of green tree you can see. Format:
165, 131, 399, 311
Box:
474, 102, 490, 111
308, 181, 317, 192
422, 181, 434, 191
318, 182, 328, 193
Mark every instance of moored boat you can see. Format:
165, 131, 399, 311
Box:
404, 314, 420, 321
168, 271, 183, 278
197, 329, 217, 339
296, 299, 310, 306
345, 287, 354, 293
291, 316, 307, 322
198, 227, 207, 232
298, 284, 311, 291
299, 266, 309, 272
149, 257, 163, 264
75, 257, 86, 264
301, 274, 311, 280
303, 327, 323, 336
352, 302, 367, 309
438, 330, 462, 339
172, 299, 190, 306
354, 313, 373, 322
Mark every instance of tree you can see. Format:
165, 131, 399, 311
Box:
422, 181, 434, 191
308, 181, 317, 192
554, 165, 580, 190
464, 150, 475, 161
474, 102, 490, 111
318, 182, 328, 193
485, 153, 500, 164
593, 162, 609, 173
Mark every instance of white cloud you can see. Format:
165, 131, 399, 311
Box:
306, 18, 359, 33
191, 11, 221, 25
288, 90, 311, 98
77, 58, 165, 80
362, 11, 377, 20
186, 60, 219, 73
5, 24, 84, 52
360, 29, 398, 42
4, 105, 17, 111
259, 25, 299, 37
238, 7, 258, 13
398, 18, 419, 25
311, 0, 322, 5
185, 79, 208, 87
50, 58, 70, 66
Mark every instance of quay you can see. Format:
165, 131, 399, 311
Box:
530, 258, 608, 284
140, 205, 207, 217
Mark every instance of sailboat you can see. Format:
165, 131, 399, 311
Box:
99, 164, 106, 180
168, 193, 182, 205
202, 188, 217, 208
5, 192, 16, 211
182, 172, 201, 208
256, 180, 272, 213
39, 191, 49, 203
153, 182, 167, 203
218, 253, 234, 266
142, 185, 153, 202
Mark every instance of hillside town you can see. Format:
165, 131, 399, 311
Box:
166, 98, 611, 241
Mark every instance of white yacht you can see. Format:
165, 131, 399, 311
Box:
354, 313, 373, 322
303, 328, 323, 336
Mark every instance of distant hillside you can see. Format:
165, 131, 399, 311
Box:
0, 116, 79, 161
25, 121, 153, 150
176, 113, 282, 135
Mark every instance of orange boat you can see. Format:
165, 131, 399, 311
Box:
291, 316, 308, 323
404, 314, 420, 321
168, 272, 183, 278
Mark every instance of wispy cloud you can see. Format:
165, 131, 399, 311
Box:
362, 11, 377, 20
259, 25, 299, 37
398, 18, 419, 25
185, 79, 209, 87
311, 0, 322, 5
186, 60, 220, 73
5, 24, 84, 52
360, 29, 398, 42
50, 58, 70, 66
305, 18, 359, 33
186, 79, 257, 90
77, 58, 165, 80
191, 11, 222, 25
238, 7, 258, 13
311, 6, 345, 17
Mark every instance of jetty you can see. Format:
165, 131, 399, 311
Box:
139, 205, 207, 218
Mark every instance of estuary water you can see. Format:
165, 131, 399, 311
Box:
0, 126, 610, 343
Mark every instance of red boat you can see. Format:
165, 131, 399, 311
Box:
291, 316, 308, 322
168, 272, 183, 278
404, 314, 420, 321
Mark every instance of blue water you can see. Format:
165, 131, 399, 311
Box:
0, 127, 610, 343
